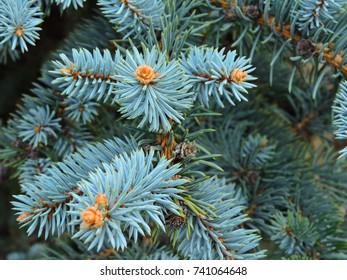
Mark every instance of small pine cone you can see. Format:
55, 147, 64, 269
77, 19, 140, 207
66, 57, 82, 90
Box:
173, 141, 197, 160
296, 39, 315, 59
165, 207, 190, 230
225, 8, 237, 21
245, 5, 260, 20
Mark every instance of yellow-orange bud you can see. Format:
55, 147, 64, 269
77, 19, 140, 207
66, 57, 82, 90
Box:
81, 206, 104, 228
15, 27, 24, 37
230, 69, 247, 84
95, 193, 108, 207
134, 65, 161, 85
34, 126, 41, 133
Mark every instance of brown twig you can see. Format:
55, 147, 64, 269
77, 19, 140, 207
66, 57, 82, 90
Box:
17, 188, 82, 222
60, 63, 116, 82
121, 0, 147, 21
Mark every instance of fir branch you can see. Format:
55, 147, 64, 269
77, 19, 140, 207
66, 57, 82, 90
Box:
97, 0, 165, 38
42, 238, 180, 260
270, 210, 320, 256
69, 149, 187, 250
17, 105, 61, 148
114, 46, 193, 132
63, 97, 100, 124
51, 48, 119, 101
0, 0, 43, 62
13, 136, 188, 251
13, 137, 139, 238
255, 7, 347, 77
211, 1, 347, 78
176, 177, 265, 260
135, 0, 207, 60
54, 0, 85, 10
296, 0, 345, 33
3, 0, 347, 261
181, 46, 256, 107
19, 158, 51, 185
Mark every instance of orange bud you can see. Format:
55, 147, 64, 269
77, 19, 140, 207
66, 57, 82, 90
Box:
81, 206, 104, 228
95, 193, 108, 207
15, 27, 24, 37
34, 126, 41, 133
134, 65, 161, 85
230, 69, 247, 84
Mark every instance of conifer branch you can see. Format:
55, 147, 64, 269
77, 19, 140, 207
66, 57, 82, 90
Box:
51, 48, 119, 101
3, 0, 347, 261
211, 1, 347, 77
59, 63, 116, 83
181, 46, 256, 107
54, 0, 85, 10
198, 216, 237, 260
0, 0, 43, 62
176, 177, 265, 260
97, 0, 165, 38
255, 16, 347, 77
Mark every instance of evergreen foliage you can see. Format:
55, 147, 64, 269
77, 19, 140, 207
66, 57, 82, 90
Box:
51, 48, 119, 101
0, 0, 43, 62
181, 46, 256, 107
1, 0, 347, 260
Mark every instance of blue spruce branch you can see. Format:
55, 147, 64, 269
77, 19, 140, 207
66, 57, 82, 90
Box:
0, 0, 43, 62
